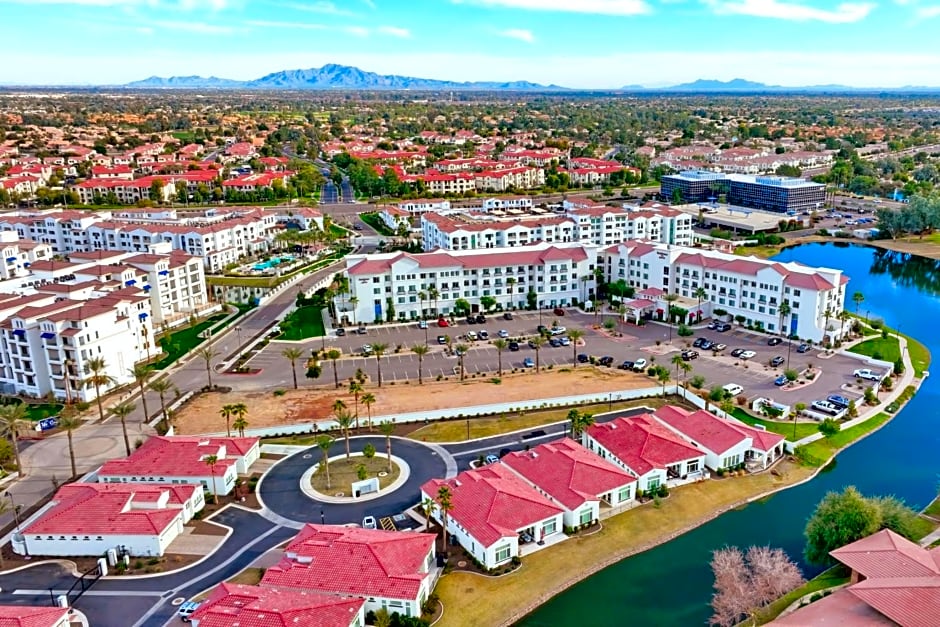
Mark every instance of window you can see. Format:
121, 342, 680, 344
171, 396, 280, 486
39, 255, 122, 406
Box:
494, 545, 511, 563
617, 486, 631, 502
647, 476, 661, 490
579, 509, 592, 525
687, 460, 700, 473
542, 519, 557, 535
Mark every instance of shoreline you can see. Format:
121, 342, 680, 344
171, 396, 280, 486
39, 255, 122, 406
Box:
746, 234, 940, 260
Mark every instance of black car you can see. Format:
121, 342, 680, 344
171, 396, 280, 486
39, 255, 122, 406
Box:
618, 360, 634, 370
537, 324, 548, 335
770, 355, 785, 367
509, 341, 520, 351
476, 314, 486, 323
767, 337, 782, 346
503, 312, 513, 320
730, 348, 745, 358
335, 327, 346, 336
692, 337, 708, 348
466, 316, 476, 325
599, 356, 614, 366
549, 338, 562, 347
681, 350, 699, 361
797, 343, 810, 353
577, 353, 589, 363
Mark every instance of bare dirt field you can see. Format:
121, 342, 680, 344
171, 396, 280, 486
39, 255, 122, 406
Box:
174, 367, 654, 435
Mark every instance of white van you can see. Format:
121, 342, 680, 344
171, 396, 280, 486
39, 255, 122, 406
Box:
722, 383, 744, 397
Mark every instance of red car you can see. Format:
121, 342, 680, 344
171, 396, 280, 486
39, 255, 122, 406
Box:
437, 317, 449, 327
553, 307, 565, 316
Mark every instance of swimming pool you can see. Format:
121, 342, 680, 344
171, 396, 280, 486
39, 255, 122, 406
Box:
252, 255, 294, 271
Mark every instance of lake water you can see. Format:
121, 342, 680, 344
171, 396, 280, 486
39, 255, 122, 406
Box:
519, 243, 940, 626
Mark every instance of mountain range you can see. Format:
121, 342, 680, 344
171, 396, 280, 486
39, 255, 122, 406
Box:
123, 64, 940, 93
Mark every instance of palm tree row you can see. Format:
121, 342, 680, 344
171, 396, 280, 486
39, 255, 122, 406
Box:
219, 402, 247, 438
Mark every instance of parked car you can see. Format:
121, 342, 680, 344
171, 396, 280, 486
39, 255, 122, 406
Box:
549, 338, 562, 347
528, 339, 539, 349
692, 337, 709, 348
475, 314, 486, 323
723, 383, 744, 396
711, 343, 727, 352
619, 360, 634, 370
730, 348, 745, 358
478, 330, 489, 340
335, 327, 346, 337
797, 343, 810, 353
853, 368, 882, 381
716, 322, 732, 332
770, 356, 785, 367
418, 320, 428, 329
537, 324, 548, 335
577, 353, 589, 363
519, 531, 534, 543
178, 601, 201, 623
774, 375, 788, 386
553, 307, 566, 316
509, 341, 520, 351
361, 344, 373, 355
466, 316, 477, 325
437, 318, 449, 328
827, 394, 851, 408
503, 312, 513, 320
599, 356, 614, 366
466, 331, 478, 341
707, 321, 718, 330
362, 516, 377, 529
485, 454, 499, 465
767, 337, 782, 346
739, 350, 756, 360
498, 329, 509, 338
632, 358, 648, 371
681, 350, 699, 360
550, 326, 566, 335
355, 326, 368, 335
811, 400, 843, 416
523, 357, 535, 368
559, 336, 571, 346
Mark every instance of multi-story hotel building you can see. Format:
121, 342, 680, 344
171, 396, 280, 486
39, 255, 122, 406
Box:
660, 171, 826, 213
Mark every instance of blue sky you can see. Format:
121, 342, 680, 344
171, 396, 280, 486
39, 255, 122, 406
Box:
1, 0, 939, 87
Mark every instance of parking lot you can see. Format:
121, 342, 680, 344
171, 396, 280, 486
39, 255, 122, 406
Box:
243, 310, 882, 412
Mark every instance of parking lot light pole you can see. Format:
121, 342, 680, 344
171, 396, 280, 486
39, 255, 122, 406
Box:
6, 492, 27, 557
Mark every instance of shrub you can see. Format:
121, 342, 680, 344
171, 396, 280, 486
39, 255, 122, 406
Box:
690, 374, 706, 389
818, 418, 840, 437
490, 377, 502, 385
677, 324, 693, 337
273, 389, 286, 397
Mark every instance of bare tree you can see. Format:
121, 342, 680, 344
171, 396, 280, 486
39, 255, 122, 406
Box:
710, 545, 804, 626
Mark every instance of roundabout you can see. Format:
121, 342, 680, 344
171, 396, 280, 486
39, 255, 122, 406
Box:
258, 436, 454, 525
300, 452, 411, 503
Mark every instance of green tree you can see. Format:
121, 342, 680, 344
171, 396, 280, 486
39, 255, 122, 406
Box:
109, 401, 135, 457
804, 486, 883, 565
421, 496, 436, 532
83, 356, 115, 423
379, 420, 395, 473
480, 295, 497, 312
348, 380, 363, 431
205, 454, 219, 504
492, 338, 507, 376
852, 291, 865, 314
568, 329, 584, 367
372, 342, 389, 387
335, 409, 354, 459
0, 403, 29, 476
197, 346, 219, 389
129, 363, 152, 425
453, 299, 471, 316
412, 344, 429, 384
150, 377, 176, 433
219, 404, 235, 438
363, 443, 376, 459
325, 348, 342, 389
567, 408, 595, 439
232, 415, 248, 438
657, 367, 671, 396
361, 392, 376, 431
818, 418, 840, 437
455, 343, 469, 380
531, 335, 545, 372
282, 347, 304, 389
316, 434, 335, 489
436, 485, 454, 556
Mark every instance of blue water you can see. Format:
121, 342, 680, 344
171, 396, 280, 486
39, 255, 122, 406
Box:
521, 243, 940, 626
252, 255, 294, 271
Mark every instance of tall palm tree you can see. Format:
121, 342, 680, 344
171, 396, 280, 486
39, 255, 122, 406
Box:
663, 293, 680, 342
335, 409, 354, 459
325, 348, 342, 389
371, 342, 389, 387
149, 377, 176, 433
197, 346, 219, 389
455, 343, 469, 381
205, 455, 218, 504
436, 485, 453, 556
332, 398, 347, 414
109, 401, 135, 457
282, 347, 304, 389
348, 380, 363, 431
361, 392, 376, 431
671, 353, 685, 387
852, 291, 864, 314
505, 277, 516, 309
657, 368, 671, 397
0, 403, 29, 477
59, 413, 82, 478
129, 363, 152, 424
568, 329, 584, 367
418, 290, 427, 320
428, 287, 439, 316
531, 335, 545, 372
316, 434, 335, 489
778, 299, 792, 337
219, 404, 235, 438
694, 286, 707, 322
232, 415, 248, 437
349, 296, 359, 326
83, 356, 115, 423
379, 420, 394, 473
567, 408, 595, 440
492, 338, 507, 376
412, 344, 429, 384
231, 403, 248, 437
420, 496, 436, 532
677, 360, 692, 398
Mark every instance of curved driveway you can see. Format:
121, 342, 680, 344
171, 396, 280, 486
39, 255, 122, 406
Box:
259, 436, 449, 524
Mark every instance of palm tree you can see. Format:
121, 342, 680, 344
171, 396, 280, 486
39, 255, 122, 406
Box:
568, 329, 584, 367
325, 348, 342, 389
428, 287, 439, 316
197, 346, 219, 389
379, 420, 394, 473
617, 303, 627, 335
412, 344, 429, 384
0, 403, 29, 477
505, 277, 516, 309
371, 342, 389, 387
694, 286, 707, 321
83, 356, 115, 423
59, 413, 82, 478
677, 360, 692, 398
232, 415, 248, 437
492, 338, 507, 376
129, 363, 152, 424
219, 404, 234, 437
455, 343, 469, 381
823, 306, 833, 344
348, 380, 363, 431
657, 367, 671, 397
149, 377, 176, 432
436, 485, 454, 556
671, 353, 685, 386
332, 398, 347, 414
420, 496, 436, 531
852, 291, 864, 314
205, 454, 219, 504
109, 401, 135, 456
231, 403, 248, 437
838, 310, 850, 340
418, 290, 427, 320
316, 434, 335, 489
567, 408, 595, 440
349, 296, 359, 326
778, 299, 792, 337
663, 293, 680, 342
282, 347, 304, 389
361, 392, 376, 431
531, 335, 545, 372
335, 409, 354, 459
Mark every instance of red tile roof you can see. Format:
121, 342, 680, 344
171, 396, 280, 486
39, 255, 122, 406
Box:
502, 439, 635, 510
421, 464, 563, 548
347, 244, 589, 276
267, 524, 434, 600
831, 529, 940, 579
98, 435, 256, 478
585, 415, 704, 476
0, 606, 69, 627
652, 406, 783, 455
847, 577, 940, 627
191, 583, 363, 627
24, 483, 195, 536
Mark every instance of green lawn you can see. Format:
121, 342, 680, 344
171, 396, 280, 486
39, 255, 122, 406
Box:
359, 212, 396, 236
797, 412, 891, 466
152, 312, 230, 370
756, 566, 851, 624
279, 305, 325, 340
0, 399, 64, 422
171, 131, 196, 142
848, 323, 931, 377
206, 248, 350, 289
924, 495, 940, 519
731, 408, 818, 441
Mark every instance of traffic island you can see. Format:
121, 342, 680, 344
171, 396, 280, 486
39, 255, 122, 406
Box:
300, 453, 410, 503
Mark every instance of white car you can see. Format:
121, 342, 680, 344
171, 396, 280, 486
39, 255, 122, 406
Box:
498, 329, 509, 338
550, 326, 567, 335
559, 336, 571, 346
178, 601, 201, 623
722, 383, 744, 397
739, 350, 756, 360
362, 516, 377, 529
853, 368, 882, 381
632, 358, 648, 371
466, 331, 478, 341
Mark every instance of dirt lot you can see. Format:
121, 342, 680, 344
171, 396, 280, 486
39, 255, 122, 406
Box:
174, 367, 654, 435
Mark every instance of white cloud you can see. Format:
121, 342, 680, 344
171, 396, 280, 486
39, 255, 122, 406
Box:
453, 0, 651, 15
704, 0, 875, 23
916, 4, 940, 17
281, 1, 358, 17
344, 25, 370, 36
362, 0, 377, 7
151, 20, 235, 34
499, 28, 535, 42
378, 25, 411, 37
246, 20, 327, 30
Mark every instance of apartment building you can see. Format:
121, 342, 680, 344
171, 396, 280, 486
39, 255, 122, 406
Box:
660, 171, 826, 213
600, 240, 848, 342
0, 230, 53, 280
338, 242, 598, 323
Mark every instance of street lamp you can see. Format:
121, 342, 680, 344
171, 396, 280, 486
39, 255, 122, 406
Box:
5, 492, 27, 558
235, 326, 242, 349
